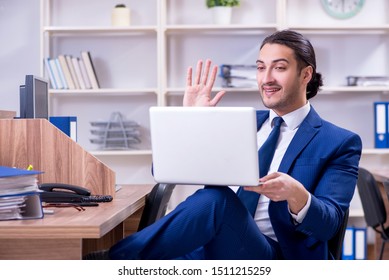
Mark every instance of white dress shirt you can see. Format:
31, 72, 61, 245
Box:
254, 102, 312, 241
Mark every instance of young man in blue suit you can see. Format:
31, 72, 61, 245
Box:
85, 30, 362, 260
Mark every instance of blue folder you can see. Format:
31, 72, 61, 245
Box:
342, 227, 355, 260
354, 227, 367, 260
374, 102, 389, 148
49, 116, 77, 142
0, 165, 42, 178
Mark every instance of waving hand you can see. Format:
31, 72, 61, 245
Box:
183, 59, 226, 107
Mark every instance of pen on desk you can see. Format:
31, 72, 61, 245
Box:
78, 202, 99, 207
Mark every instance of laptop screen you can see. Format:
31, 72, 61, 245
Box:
149, 106, 260, 186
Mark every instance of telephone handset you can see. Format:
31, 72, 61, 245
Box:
39, 183, 91, 196
38, 183, 113, 203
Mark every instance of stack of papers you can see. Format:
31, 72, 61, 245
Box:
0, 166, 44, 221
219, 64, 257, 88
346, 76, 389, 86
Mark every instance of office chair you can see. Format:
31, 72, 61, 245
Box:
328, 208, 349, 260
357, 167, 389, 260
137, 183, 176, 231
383, 180, 389, 206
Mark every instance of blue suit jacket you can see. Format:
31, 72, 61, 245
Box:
255, 107, 362, 259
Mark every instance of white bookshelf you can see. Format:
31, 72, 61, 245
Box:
40, 0, 389, 188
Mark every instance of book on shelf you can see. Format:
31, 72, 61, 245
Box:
65, 55, 81, 89
0, 166, 44, 221
78, 58, 92, 89
55, 58, 68, 89
44, 57, 58, 89
48, 58, 64, 89
58, 55, 75, 90
72, 57, 86, 90
81, 51, 100, 89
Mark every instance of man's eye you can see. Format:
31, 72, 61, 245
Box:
257, 66, 265, 71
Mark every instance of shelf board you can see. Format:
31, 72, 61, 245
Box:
165, 86, 389, 95
43, 25, 158, 35
321, 86, 389, 94
90, 148, 389, 156
164, 24, 277, 33
90, 149, 152, 156
288, 25, 389, 34
349, 209, 364, 218
89, 148, 387, 157
362, 149, 389, 155
165, 87, 259, 95
163, 24, 389, 35
88, 148, 389, 158
45, 24, 387, 34
50, 88, 158, 96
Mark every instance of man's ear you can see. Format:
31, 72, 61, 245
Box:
302, 65, 313, 83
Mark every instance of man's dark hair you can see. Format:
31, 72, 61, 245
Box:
260, 29, 323, 99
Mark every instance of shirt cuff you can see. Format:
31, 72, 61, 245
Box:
289, 193, 311, 224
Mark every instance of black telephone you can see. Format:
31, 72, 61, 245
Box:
38, 183, 113, 204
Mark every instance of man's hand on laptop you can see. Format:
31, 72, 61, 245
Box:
183, 59, 225, 107
243, 172, 309, 214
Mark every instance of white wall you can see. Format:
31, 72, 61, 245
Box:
0, 0, 40, 114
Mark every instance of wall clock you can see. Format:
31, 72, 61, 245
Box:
321, 0, 365, 19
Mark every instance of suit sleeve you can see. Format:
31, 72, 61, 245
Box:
295, 132, 362, 241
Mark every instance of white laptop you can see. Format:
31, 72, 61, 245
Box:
149, 106, 260, 186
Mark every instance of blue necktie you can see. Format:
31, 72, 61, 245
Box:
237, 117, 284, 216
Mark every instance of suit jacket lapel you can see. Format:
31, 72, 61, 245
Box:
255, 108, 322, 175
278, 107, 322, 173
256, 111, 269, 131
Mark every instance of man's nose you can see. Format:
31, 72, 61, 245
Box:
259, 69, 274, 84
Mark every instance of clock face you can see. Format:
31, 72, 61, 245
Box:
321, 0, 365, 19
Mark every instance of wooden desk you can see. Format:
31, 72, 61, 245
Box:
0, 184, 153, 260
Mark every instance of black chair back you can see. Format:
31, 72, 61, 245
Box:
138, 183, 176, 231
383, 180, 389, 203
357, 167, 387, 229
328, 208, 349, 260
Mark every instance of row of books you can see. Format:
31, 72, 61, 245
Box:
0, 166, 43, 221
219, 64, 257, 88
44, 51, 100, 90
